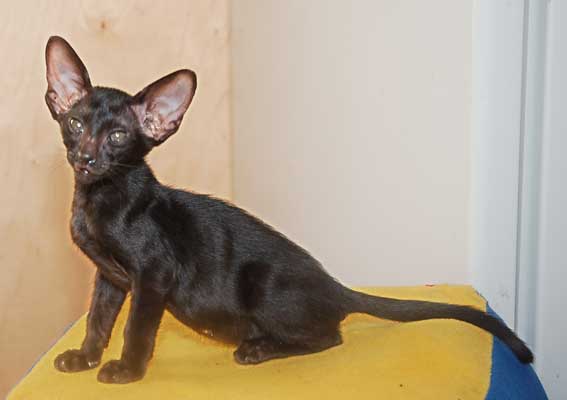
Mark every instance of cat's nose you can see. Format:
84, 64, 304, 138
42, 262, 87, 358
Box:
77, 151, 96, 165
74, 152, 97, 176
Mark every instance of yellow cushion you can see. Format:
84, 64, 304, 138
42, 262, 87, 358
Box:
9, 285, 492, 399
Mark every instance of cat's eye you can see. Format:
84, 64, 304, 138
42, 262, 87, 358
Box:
109, 131, 127, 145
68, 118, 84, 135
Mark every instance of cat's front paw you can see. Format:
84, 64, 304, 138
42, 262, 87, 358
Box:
54, 349, 100, 372
97, 359, 144, 384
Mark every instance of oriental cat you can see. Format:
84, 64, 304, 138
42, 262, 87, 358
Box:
45, 37, 533, 384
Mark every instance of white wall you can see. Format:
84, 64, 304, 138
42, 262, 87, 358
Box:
470, 0, 526, 328
232, 0, 472, 286
534, 1, 567, 397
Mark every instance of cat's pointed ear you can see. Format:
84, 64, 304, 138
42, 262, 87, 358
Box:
45, 36, 92, 118
131, 69, 197, 144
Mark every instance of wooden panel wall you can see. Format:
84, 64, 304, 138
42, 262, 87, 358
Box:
0, 1, 231, 395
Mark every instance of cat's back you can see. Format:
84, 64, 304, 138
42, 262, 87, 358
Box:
165, 187, 287, 240
164, 187, 317, 266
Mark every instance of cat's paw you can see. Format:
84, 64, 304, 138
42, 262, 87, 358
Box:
234, 338, 278, 365
97, 359, 144, 384
54, 349, 100, 372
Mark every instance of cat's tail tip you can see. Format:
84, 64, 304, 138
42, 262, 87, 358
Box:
508, 336, 534, 364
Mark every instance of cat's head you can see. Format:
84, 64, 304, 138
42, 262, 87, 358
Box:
44, 36, 197, 183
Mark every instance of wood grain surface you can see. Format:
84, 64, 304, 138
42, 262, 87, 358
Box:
0, 1, 231, 396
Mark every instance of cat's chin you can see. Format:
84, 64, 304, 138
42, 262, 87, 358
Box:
74, 170, 103, 185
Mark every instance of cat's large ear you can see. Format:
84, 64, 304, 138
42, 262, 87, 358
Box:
131, 70, 197, 144
45, 36, 92, 119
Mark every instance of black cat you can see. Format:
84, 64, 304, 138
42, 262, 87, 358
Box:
45, 36, 532, 384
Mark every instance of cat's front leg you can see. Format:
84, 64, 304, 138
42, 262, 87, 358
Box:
54, 272, 126, 373
97, 279, 166, 384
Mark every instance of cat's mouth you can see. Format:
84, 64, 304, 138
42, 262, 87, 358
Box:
73, 163, 104, 182
77, 166, 91, 176
74, 164, 96, 175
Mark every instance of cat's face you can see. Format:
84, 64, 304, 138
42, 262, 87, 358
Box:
58, 88, 152, 183
45, 36, 197, 183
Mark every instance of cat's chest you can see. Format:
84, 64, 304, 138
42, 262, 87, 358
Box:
70, 204, 131, 288
70, 192, 124, 245
71, 204, 131, 258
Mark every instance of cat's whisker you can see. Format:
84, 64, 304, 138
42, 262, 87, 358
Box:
105, 161, 140, 169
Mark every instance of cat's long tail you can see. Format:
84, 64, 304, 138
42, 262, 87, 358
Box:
342, 287, 533, 363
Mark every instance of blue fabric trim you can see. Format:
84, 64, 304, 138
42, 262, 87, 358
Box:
485, 305, 548, 400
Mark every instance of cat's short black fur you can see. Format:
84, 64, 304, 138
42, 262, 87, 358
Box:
45, 36, 533, 384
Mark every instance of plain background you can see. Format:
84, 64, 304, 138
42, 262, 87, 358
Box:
0, 0, 564, 398
232, 0, 471, 287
